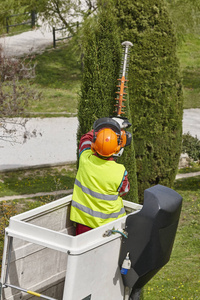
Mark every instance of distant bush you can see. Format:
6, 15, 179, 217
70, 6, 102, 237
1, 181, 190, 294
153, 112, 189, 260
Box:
182, 133, 200, 161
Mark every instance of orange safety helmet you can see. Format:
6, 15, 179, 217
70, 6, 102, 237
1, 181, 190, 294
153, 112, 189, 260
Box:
91, 117, 132, 157
91, 128, 121, 157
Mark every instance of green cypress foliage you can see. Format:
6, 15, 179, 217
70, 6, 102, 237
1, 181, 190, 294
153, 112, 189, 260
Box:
78, 0, 183, 203
117, 92, 138, 202
115, 0, 183, 201
77, 5, 121, 139
77, 1, 139, 202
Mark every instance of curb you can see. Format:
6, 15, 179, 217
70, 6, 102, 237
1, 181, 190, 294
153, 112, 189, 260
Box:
0, 189, 73, 202
175, 171, 200, 180
0, 161, 76, 173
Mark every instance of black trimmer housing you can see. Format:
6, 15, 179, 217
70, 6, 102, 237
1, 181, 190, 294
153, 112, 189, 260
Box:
119, 184, 182, 291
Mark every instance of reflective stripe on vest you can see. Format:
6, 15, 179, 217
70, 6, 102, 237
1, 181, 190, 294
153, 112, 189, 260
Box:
70, 150, 126, 228
71, 199, 125, 219
74, 178, 118, 201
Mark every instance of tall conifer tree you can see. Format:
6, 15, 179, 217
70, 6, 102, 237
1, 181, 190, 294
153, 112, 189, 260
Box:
78, 0, 183, 202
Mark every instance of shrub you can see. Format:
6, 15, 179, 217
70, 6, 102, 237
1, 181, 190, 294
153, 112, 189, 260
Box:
182, 133, 200, 161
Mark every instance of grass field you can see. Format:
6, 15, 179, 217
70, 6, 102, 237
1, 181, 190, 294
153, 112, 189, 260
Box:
0, 21, 200, 299
177, 34, 200, 109
0, 164, 76, 197
28, 41, 81, 116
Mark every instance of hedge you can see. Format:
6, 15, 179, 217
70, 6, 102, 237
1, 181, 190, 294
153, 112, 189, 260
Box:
77, 0, 183, 202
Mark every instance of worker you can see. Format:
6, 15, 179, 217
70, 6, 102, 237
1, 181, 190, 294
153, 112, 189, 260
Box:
70, 117, 132, 235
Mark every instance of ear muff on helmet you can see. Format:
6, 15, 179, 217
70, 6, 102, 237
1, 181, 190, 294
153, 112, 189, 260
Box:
120, 130, 132, 148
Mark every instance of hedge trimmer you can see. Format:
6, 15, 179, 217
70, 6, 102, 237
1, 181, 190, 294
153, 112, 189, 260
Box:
111, 41, 133, 155
114, 41, 133, 117
93, 41, 133, 156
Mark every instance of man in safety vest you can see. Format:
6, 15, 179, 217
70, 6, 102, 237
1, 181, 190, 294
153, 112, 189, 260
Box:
70, 117, 132, 235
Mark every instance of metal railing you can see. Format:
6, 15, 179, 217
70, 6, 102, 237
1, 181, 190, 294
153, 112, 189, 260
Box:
52, 22, 79, 48
5, 11, 37, 34
1, 236, 57, 300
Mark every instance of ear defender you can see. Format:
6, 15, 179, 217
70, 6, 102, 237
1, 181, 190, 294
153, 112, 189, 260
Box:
120, 130, 132, 148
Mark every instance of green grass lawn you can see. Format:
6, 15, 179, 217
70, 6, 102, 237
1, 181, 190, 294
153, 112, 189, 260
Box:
0, 164, 76, 197
0, 26, 199, 298
0, 165, 77, 263
28, 40, 82, 116
178, 161, 200, 174
177, 34, 200, 109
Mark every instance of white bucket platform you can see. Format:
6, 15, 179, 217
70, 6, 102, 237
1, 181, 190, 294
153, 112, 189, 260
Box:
0, 195, 142, 300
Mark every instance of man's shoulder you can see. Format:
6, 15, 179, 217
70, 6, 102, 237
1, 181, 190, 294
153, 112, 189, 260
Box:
80, 148, 93, 158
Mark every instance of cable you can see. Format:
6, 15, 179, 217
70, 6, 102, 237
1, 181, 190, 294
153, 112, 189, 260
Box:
111, 230, 128, 238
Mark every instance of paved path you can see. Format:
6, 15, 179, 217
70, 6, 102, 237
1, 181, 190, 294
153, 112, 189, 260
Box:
0, 21, 54, 57
182, 109, 200, 139
0, 117, 78, 171
1, 109, 200, 171
175, 171, 200, 180
1, 171, 199, 202
0, 189, 73, 202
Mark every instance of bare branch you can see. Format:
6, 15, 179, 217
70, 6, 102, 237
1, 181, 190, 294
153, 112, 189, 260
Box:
0, 44, 41, 143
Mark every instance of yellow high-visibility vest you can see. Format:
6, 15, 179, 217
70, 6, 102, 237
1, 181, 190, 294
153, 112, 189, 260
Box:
70, 149, 126, 228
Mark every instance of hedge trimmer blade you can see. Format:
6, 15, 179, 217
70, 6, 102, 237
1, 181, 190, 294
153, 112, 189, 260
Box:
114, 41, 133, 116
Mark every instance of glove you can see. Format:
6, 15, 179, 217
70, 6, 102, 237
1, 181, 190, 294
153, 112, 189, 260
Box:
112, 117, 131, 129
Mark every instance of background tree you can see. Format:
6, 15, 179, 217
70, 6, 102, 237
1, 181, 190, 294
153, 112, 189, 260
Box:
1, 0, 199, 40
0, 0, 97, 35
0, 45, 40, 143
0, 0, 14, 31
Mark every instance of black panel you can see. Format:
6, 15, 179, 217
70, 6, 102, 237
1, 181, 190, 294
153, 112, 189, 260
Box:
82, 295, 92, 300
119, 184, 182, 289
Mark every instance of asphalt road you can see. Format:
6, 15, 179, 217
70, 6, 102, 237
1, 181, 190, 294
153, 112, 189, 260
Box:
0, 117, 78, 171
182, 108, 200, 139
0, 21, 53, 57
0, 109, 199, 171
